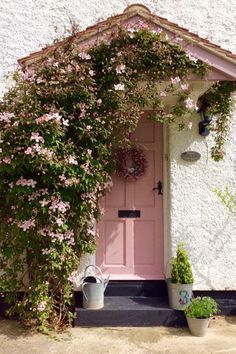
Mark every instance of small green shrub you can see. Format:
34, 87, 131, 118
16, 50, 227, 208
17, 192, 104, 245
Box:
184, 296, 220, 318
171, 244, 194, 284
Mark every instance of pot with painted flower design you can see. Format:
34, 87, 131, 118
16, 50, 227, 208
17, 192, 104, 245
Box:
167, 243, 194, 310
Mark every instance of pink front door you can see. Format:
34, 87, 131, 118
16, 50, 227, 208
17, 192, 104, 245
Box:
96, 116, 164, 280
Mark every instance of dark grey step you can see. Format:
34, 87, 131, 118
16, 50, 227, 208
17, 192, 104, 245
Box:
212, 299, 236, 316
105, 280, 168, 297
74, 296, 187, 327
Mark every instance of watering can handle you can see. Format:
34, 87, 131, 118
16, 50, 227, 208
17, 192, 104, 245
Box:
84, 265, 103, 279
104, 274, 110, 290
81, 283, 88, 302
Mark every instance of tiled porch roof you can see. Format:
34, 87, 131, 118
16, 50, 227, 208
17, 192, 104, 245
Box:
18, 4, 236, 79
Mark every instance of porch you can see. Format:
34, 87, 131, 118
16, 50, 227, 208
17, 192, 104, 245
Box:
74, 281, 236, 327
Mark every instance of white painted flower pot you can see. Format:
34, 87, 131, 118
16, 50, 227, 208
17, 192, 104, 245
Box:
186, 317, 210, 337
166, 279, 193, 310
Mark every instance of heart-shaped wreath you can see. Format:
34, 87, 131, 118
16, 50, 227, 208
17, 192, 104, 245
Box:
116, 146, 147, 181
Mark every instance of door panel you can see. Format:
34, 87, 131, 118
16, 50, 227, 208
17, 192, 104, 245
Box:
96, 114, 164, 280
133, 221, 155, 265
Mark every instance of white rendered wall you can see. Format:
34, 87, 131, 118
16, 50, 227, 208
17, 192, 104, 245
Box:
0, 0, 236, 289
167, 110, 236, 290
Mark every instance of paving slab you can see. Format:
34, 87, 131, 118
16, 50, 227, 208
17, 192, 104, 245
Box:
0, 316, 235, 354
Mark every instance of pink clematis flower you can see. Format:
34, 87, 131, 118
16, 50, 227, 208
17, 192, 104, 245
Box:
30, 132, 44, 143
79, 52, 91, 60
116, 64, 126, 74
37, 301, 47, 312
171, 77, 181, 85
18, 218, 36, 231
114, 83, 125, 91
2, 157, 11, 164
184, 97, 198, 110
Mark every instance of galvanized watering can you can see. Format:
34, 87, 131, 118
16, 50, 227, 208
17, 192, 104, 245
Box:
81, 265, 110, 309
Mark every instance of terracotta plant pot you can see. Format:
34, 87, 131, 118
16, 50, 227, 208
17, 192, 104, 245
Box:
186, 316, 210, 337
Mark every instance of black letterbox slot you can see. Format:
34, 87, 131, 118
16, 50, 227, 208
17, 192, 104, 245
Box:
118, 210, 140, 218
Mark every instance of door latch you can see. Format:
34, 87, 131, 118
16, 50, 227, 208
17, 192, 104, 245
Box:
153, 181, 163, 195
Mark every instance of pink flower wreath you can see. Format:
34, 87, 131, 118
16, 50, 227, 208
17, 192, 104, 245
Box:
116, 146, 148, 181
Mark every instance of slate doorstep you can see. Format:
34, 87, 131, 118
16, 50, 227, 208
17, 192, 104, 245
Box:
74, 296, 187, 327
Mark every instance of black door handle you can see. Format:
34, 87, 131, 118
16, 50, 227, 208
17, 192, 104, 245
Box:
153, 181, 163, 195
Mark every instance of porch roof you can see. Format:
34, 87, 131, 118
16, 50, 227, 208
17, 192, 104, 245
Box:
18, 4, 236, 80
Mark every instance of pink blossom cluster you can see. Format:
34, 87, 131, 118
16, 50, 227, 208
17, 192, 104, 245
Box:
49, 197, 70, 214
160, 91, 167, 97
21, 69, 36, 82
184, 97, 198, 110
12, 121, 19, 127
81, 191, 97, 209
68, 269, 80, 284
180, 83, 189, 91
25, 143, 54, 161
89, 69, 95, 76
35, 112, 69, 127
171, 77, 181, 85
17, 218, 36, 231
28, 189, 48, 201
59, 174, 80, 186
114, 83, 125, 91
30, 132, 45, 143
37, 300, 47, 312
55, 218, 64, 226
36, 112, 60, 124
116, 64, 126, 74
80, 162, 90, 173
87, 228, 96, 237
96, 99, 102, 107
188, 122, 193, 130
42, 248, 52, 255
2, 157, 12, 164
0, 112, 14, 124
86, 125, 92, 132
36, 77, 46, 84
40, 147, 54, 160
7, 217, 13, 223
39, 199, 50, 207
186, 52, 198, 63
103, 179, 113, 192
16, 177, 37, 188
64, 230, 75, 245
67, 155, 78, 165
79, 103, 87, 118
39, 227, 74, 244
78, 52, 91, 60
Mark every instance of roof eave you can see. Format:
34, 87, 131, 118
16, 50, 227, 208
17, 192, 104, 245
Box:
17, 6, 236, 81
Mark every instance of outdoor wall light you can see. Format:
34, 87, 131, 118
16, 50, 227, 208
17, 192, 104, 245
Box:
198, 98, 211, 137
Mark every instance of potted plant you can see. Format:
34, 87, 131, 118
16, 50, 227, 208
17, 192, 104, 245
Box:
167, 243, 194, 310
184, 296, 220, 336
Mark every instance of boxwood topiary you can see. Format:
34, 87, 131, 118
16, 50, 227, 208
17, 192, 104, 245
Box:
171, 243, 194, 284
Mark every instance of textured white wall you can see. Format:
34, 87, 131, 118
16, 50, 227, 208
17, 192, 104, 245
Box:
0, 0, 235, 289
168, 110, 236, 290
